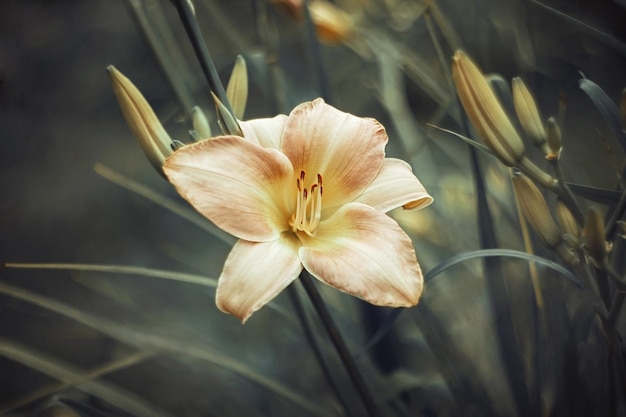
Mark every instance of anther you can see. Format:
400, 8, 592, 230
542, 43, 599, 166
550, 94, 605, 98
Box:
289, 170, 323, 236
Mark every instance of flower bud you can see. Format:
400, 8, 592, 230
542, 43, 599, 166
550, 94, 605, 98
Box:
452, 51, 525, 166
512, 77, 549, 154
108, 66, 173, 175
191, 106, 212, 140
212, 92, 243, 137
545, 117, 562, 160
226, 55, 248, 120
556, 198, 581, 240
583, 206, 607, 266
513, 174, 578, 263
308, 0, 354, 44
512, 173, 562, 248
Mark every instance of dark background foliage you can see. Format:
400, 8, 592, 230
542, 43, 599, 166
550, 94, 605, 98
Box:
1, 0, 626, 416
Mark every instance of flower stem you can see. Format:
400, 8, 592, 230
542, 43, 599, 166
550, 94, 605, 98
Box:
548, 159, 585, 225
299, 271, 383, 417
604, 264, 626, 325
301, 0, 330, 102
169, 0, 234, 115
287, 286, 357, 417
605, 187, 626, 240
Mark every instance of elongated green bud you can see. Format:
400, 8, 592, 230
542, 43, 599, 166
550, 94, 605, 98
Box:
192, 106, 212, 140
226, 55, 248, 120
452, 51, 525, 167
108, 66, 173, 176
583, 207, 607, 266
556, 199, 580, 239
212, 92, 243, 137
545, 117, 562, 160
512, 77, 548, 154
512, 173, 578, 263
512, 173, 561, 248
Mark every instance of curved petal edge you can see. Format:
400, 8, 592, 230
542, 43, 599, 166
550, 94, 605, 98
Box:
217, 235, 303, 323
299, 203, 423, 307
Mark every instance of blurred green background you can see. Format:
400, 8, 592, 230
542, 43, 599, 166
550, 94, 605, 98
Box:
1, 0, 626, 416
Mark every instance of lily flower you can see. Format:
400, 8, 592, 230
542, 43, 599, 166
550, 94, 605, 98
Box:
164, 98, 433, 323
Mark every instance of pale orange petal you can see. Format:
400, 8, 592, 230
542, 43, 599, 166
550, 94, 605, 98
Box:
216, 235, 303, 323
240, 114, 288, 149
354, 158, 433, 212
281, 99, 387, 208
164, 137, 294, 242
299, 203, 423, 307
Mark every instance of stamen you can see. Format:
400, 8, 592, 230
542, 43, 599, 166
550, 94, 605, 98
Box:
318, 174, 323, 196
289, 170, 323, 236
293, 178, 302, 228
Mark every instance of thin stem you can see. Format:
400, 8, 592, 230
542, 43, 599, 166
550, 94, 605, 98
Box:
549, 159, 585, 225
126, 0, 195, 114
599, 264, 626, 417
169, 0, 234, 115
301, 0, 330, 101
426, 0, 461, 51
605, 187, 626, 240
424, 7, 454, 93
607, 291, 626, 327
574, 259, 605, 304
608, 339, 618, 417
605, 264, 626, 326
253, 0, 283, 114
299, 271, 383, 417
287, 285, 356, 417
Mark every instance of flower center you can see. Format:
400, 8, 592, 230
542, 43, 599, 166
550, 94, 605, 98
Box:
289, 170, 323, 237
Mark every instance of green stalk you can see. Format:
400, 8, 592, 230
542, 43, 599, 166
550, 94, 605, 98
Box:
169, 0, 233, 115
301, 0, 330, 102
299, 271, 383, 417
548, 158, 585, 225
287, 285, 356, 417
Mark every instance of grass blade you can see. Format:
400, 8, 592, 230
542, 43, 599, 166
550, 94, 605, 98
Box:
94, 163, 236, 247
566, 182, 622, 204
5, 262, 218, 287
360, 248, 581, 354
0, 350, 154, 415
579, 78, 626, 151
0, 340, 173, 417
3, 262, 291, 319
0, 282, 335, 417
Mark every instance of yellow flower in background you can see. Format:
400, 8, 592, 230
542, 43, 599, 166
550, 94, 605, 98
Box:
164, 98, 433, 323
308, 0, 354, 44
